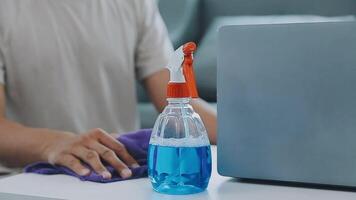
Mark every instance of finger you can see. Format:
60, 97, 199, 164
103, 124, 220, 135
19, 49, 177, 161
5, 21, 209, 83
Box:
94, 130, 139, 168
87, 142, 132, 179
110, 133, 119, 138
72, 146, 111, 179
55, 154, 90, 176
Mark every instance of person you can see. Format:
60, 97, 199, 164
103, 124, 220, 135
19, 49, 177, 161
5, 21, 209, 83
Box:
0, 0, 217, 179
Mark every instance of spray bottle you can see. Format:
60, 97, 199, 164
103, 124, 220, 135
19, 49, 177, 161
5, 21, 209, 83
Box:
148, 42, 212, 195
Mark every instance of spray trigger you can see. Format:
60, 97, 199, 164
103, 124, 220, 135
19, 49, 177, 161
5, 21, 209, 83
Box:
166, 42, 198, 98
167, 46, 185, 83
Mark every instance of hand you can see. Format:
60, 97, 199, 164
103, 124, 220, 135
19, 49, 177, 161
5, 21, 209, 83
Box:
42, 128, 139, 179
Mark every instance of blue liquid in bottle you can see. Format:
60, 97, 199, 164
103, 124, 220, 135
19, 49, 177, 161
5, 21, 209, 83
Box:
148, 144, 212, 195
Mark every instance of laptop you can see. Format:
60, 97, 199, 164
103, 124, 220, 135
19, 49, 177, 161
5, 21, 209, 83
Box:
217, 21, 356, 187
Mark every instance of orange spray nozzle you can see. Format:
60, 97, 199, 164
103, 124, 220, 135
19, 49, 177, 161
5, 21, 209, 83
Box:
183, 42, 196, 54
182, 42, 199, 98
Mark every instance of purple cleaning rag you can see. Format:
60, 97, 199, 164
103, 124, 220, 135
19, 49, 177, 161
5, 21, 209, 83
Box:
24, 129, 151, 183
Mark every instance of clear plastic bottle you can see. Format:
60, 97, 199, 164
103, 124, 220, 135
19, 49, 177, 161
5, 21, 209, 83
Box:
147, 42, 212, 195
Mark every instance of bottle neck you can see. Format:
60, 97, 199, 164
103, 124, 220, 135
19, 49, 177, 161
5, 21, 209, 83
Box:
164, 98, 194, 114
167, 98, 191, 105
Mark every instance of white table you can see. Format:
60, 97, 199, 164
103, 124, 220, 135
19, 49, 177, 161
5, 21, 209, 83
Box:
0, 146, 355, 200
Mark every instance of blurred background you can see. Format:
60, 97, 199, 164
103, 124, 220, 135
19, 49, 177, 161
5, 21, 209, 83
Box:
137, 0, 356, 128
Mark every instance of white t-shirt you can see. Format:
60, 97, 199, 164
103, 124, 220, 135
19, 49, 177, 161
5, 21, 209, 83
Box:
0, 0, 173, 133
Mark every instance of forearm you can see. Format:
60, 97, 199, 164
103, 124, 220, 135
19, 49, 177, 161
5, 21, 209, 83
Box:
0, 118, 68, 167
191, 99, 217, 145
